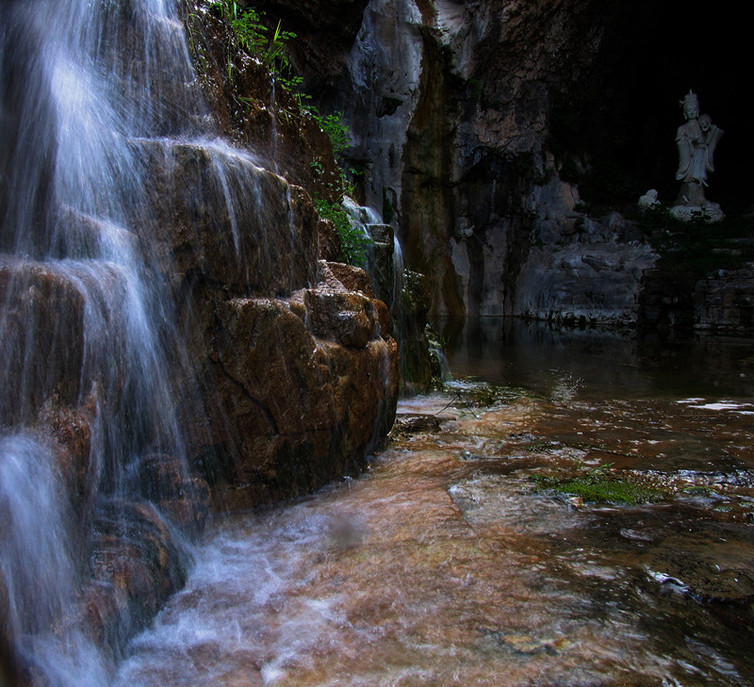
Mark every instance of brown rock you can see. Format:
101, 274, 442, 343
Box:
133, 140, 319, 296
305, 289, 377, 348
324, 261, 376, 297
190, 284, 399, 509
137, 454, 210, 534
0, 258, 86, 426
36, 401, 92, 511
84, 499, 189, 645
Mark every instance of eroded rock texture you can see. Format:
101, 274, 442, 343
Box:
284, 0, 749, 330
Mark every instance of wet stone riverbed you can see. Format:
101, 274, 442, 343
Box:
113, 364, 754, 686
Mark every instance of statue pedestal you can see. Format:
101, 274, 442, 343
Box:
674, 181, 707, 207
670, 201, 724, 223
671, 181, 724, 223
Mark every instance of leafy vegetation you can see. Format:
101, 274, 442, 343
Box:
209, 1, 296, 76
306, 109, 350, 156
314, 198, 371, 267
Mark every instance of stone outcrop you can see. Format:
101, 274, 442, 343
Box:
514, 183, 659, 326
694, 265, 754, 334
183, 261, 399, 510
282, 0, 750, 332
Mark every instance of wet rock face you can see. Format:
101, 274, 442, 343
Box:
185, 261, 400, 509
296, 0, 642, 320
514, 211, 659, 328
134, 140, 320, 295
185, 1, 347, 205
256, 0, 370, 83
0, 259, 86, 426
423, 0, 659, 322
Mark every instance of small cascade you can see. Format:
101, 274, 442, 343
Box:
340, 197, 446, 390
342, 197, 401, 313
0, 436, 76, 639
270, 75, 280, 174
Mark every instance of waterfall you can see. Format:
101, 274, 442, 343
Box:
0, 0, 274, 683
0, 0, 400, 680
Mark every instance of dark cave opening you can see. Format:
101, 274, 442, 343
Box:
551, 2, 751, 216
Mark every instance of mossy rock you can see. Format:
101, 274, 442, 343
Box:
533, 465, 667, 505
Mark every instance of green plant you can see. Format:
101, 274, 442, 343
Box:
265, 20, 296, 70
314, 198, 372, 267
310, 159, 324, 176
532, 461, 666, 505
305, 108, 350, 157
209, 1, 296, 77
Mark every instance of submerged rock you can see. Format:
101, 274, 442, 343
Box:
83, 499, 192, 651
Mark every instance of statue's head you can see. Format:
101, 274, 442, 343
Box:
681, 90, 699, 120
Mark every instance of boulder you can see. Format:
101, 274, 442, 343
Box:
185, 272, 399, 509
83, 499, 190, 649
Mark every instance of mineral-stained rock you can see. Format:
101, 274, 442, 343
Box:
186, 267, 400, 510
325, 261, 376, 297
36, 400, 93, 512
305, 288, 377, 348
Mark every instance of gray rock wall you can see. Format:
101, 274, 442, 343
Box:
292, 0, 749, 332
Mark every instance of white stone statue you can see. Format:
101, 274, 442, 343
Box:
671, 90, 724, 222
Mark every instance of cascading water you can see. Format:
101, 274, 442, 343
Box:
342, 198, 402, 313
0, 0, 296, 683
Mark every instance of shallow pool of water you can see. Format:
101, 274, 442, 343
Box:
114, 321, 754, 686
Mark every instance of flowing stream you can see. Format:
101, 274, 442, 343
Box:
111, 320, 754, 686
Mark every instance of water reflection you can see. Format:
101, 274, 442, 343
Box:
440, 317, 754, 400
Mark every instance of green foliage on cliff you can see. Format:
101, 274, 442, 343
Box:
314, 198, 370, 267
306, 109, 350, 157
209, 1, 295, 74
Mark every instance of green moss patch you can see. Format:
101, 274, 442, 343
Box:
533, 463, 667, 505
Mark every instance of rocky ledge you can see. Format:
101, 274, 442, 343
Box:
184, 260, 400, 510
